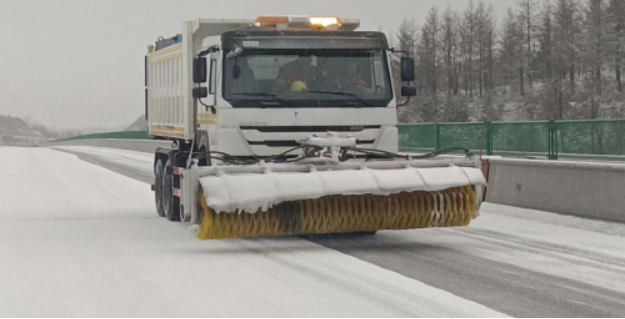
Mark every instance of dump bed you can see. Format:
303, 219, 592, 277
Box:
145, 19, 254, 140
146, 43, 186, 139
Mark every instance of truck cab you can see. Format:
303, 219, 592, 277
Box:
145, 16, 416, 161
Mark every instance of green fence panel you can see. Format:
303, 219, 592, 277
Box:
491, 121, 551, 157
53, 119, 625, 161
53, 130, 150, 143
398, 123, 437, 152
556, 119, 625, 158
437, 122, 488, 153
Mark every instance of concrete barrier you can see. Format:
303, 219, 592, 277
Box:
486, 158, 625, 223
51, 139, 171, 153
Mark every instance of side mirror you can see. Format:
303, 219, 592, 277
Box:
401, 57, 415, 82
192, 87, 208, 99
401, 86, 417, 97
193, 57, 207, 83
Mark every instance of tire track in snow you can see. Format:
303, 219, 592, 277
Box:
50, 145, 625, 317
232, 238, 502, 317
3, 148, 506, 317
455, 228, 625, 277
312, 233, 625, 317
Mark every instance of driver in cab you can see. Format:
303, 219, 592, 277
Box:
272, 56, 318, 94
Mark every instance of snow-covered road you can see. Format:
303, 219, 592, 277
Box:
51, 146, 625, 317
0, 147, 505, 317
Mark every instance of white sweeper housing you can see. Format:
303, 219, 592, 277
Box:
187, 159, 487, 240
199, 165, 486, 214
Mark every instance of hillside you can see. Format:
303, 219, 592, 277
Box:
0, 115, 48, 146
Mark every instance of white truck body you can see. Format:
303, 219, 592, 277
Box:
141, 17, 488, 236
145, 18, 400, 157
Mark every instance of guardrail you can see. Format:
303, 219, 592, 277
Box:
53, 119, 625, 161
399, 118, 625, 160
53, 131, 150, 143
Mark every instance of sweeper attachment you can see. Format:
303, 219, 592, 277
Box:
184, 135, 486, 240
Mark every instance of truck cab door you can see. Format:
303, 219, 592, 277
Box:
197, 52, 219, 125
196, 52, 220, 155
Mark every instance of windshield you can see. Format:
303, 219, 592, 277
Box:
222, 49, 393, 108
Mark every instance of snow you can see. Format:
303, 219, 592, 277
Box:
39, 145, 625, 313
200, 166, 486, 214
51, 145, 154, 177
0, 147, 506, 317
307, 135, 357, 147
486, 202, 625, 237
0, 147, 152, 220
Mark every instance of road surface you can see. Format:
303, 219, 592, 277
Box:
4, 145, 625, 316
0, 147, 504, 317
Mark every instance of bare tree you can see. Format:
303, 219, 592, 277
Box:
392, 0, 625, 122
608, 0, 625, 92
487, 4, 496, 92
518, 0, 539, 89
580, 0, 615, 117
500, 8, 523, 94
420, 7, 440, 95
396, 19, 418, 55
394, 19, 419, 120
554, 0, 580, 94
537, 0, 554, 81
440, 5, 457, 96
477, 1, 488, 96
465, 0, 476, 99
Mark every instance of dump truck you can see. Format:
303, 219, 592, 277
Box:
145, 16, 486, 240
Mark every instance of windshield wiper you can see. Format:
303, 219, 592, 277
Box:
306, 90, 377, 107
230, 93, 296, 108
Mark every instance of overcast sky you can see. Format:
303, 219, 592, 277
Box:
0, 0, 515, 130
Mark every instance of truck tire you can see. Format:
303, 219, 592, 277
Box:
154, 159, 166, 217
163, 158, 181, 222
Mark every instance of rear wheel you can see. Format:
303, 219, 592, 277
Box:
162, 158, 181, 222
154, 159, 165, 217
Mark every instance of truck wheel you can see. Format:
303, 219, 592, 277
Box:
154, 159, 166, 217
162, 158, 181, 222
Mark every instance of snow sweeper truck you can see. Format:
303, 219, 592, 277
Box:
145, 17, 487, 240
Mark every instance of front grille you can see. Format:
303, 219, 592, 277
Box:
248, 140, 376, 147
240, 125, 381, 133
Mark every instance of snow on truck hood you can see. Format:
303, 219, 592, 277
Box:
199, 166, 486, 214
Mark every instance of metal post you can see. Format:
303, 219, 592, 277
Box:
435, 122, 440, 151
485, 121, 493, 156
548, 120, 558, 160
617, 121, 625, 156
